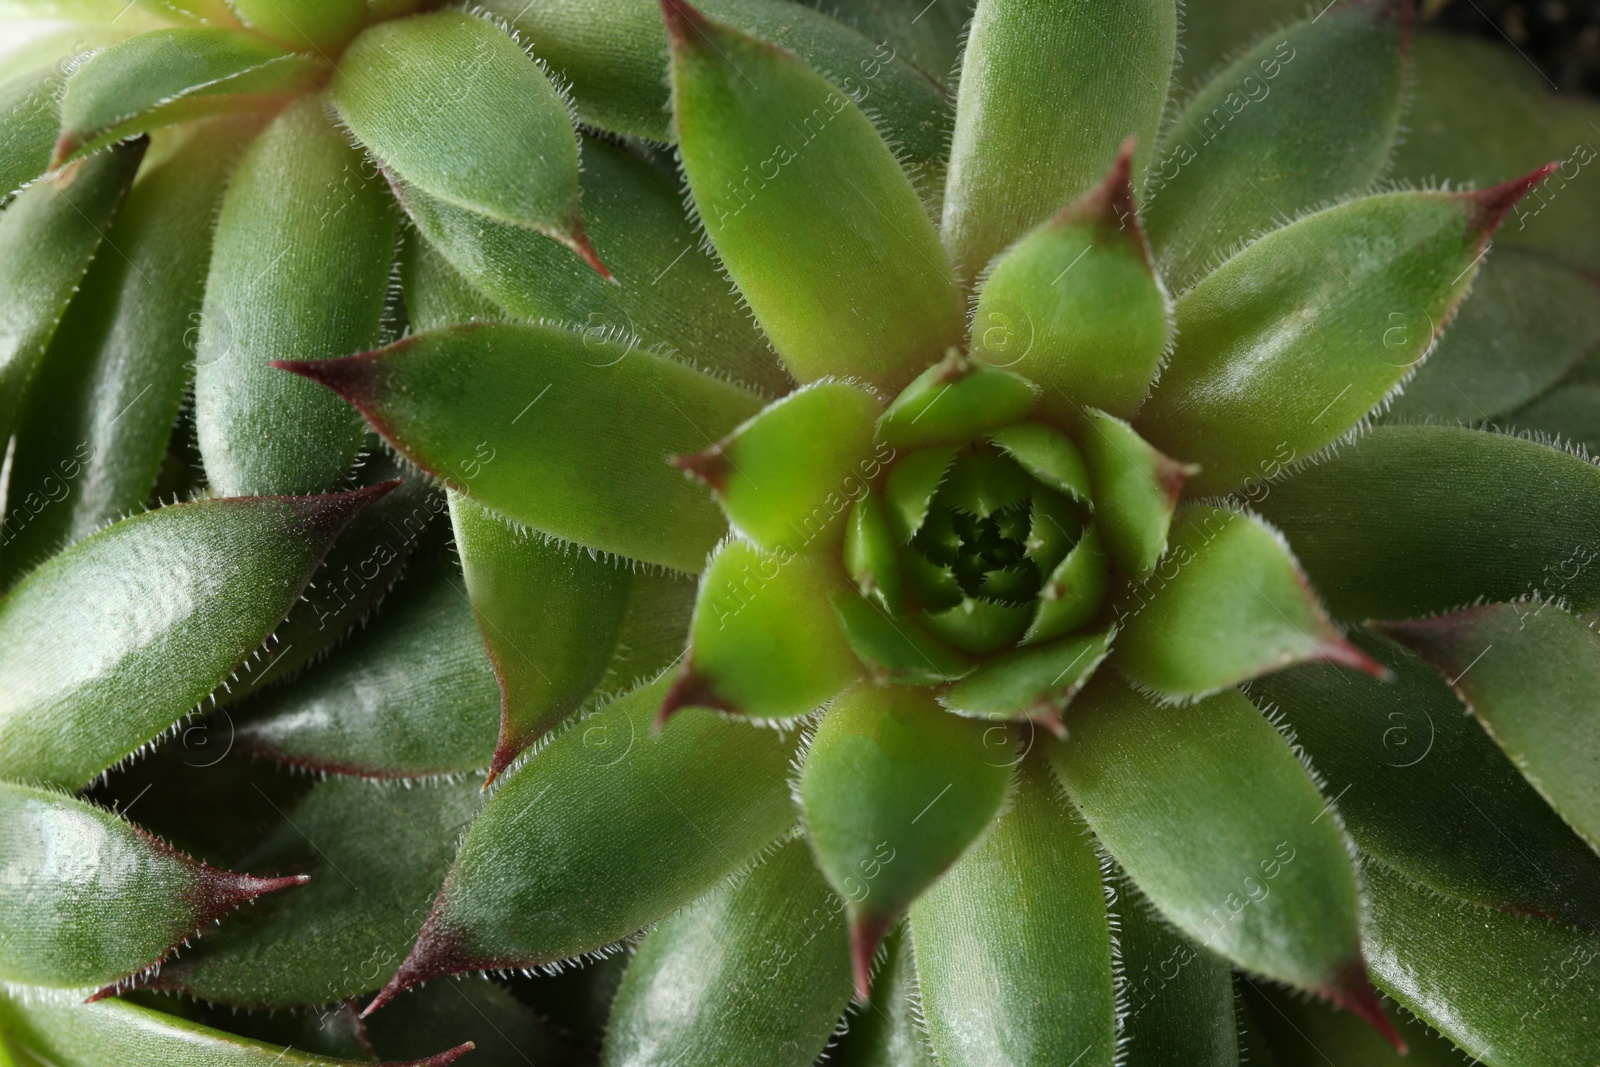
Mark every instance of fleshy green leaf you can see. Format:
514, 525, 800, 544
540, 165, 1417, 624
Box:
449, 492, 634, 782
941, 0, 1176, 289
876, 353, 1039, 451
478, 0, 952, 171
602, 837, 851, 1067
1385, 247, 1600, 422
0, 138, 143, 455
1136, 180, 1548, 496
1112, 507, 1380, 699
1142, 0, 1409, 290
1363, 855, 1600, 1066
803, 0, 967, 86
831, 590, 974, 686
224, 0, 369, 50
55, 28, 322, 165
826, 924, 935, 1066
367, 674, 798, 1011
332, 12, 598, 268
365, 977, 566, 1067
0, 781, 303, 990
0, 995, 472, 1067
4, 119, 243, 582
281, 323, 762, 573
973, 145, 1171, 419
987, 422, 1092, 503
398, 136, 788, 396
1376, 601, 1600, 856
1508, 382, 1600, 452
1050, 676, 1399, 1044
0, 485, 389, 789
1025, 527, 1110, 644
799, 682, 1011, 995
1252, 632, 1600, 929
1240, 979, 1472, 1067
1077, 408, 1193, 581
1, 60, 73, 198
1255, 425, 1600, 619
1117, 876, 1242, 1067
844, 492, 907, 613
400, 234, 507, 330
235, 563, 499, 779
938, 629, 1111, 723
195, 97, 395, 497
669, 538, 861, 719
909, 756, 1117, 1066
676, 381, 886, 553
667, 0, 964, 389
152, 776, 485, 1008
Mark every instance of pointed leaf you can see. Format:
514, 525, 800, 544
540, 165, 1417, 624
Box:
602, 837, 851, 1067
400, 136, 786, 396
672, 539, 861, 719
4, 119, 242, 581
0, 485, 390, 789
450, 492, 635, 781
236, 563, 500, 779
825, 924, 935, 1066
1252, 632, 1600, 929
876, 354, 1038, 451
282, 323, 761, 573
1240, 979, 1470, 1067
1113, 507, 1379, 699
1050, 676, 1398, 1043
367, 675, 797, 1010
1143, 0, 1410, 290
909, 755, 1117, 1066
1363, 855, 1600, 1066
938, 629, 1111, 722
667, 0, 964, 389
832, 589, 975, 686
1, 60, 74, 198
974, 144, 1171, 418
0, 781, 303, 989
0, 995, 472, 1067
941, 0, 1176, 289
799, 682, 1011, 995
479, 0, 952, 170
153, 776, 486, 1008
1255, 425, 1600, 619
365, 978, 566, 1067
1077, 409, 1192, 581
400, 234, 507, 330
922, 596, 1033, 655
332, 12, 595, 265
1136, 179, 1550, 496
55, 28, 322, 164
883, 446, 957, 543
677, 381, 885, 553
195, 96, 395, 497
0, 138, 143, 453
1026, 526, 1110, 644
224, 0, 368, 50
987, 422, 1092, 503
845, 491, 908, 614
1376, 601, 1600, 857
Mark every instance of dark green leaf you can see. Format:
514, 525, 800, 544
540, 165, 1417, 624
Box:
1240, 978, 1472, 1066
1508, 382, 1600, 453
365, 977, 568, 1067
0, 59, 74, 198
826, 924, 934, 1067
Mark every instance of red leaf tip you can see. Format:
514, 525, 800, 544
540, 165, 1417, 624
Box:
361, 909, 478, 1019
273, 352, 387, 409
1465, 162, 1560, 239
1322, 960, 1408, 1054
849, 913, 892, 1001
392, 1041, 476, 1067
192, 868, 309, 923
1317, 636, 1393, 681
562, 216, 613, 281
655, 661, 739, 732
1053, 137, 1152, 266
660, 0, 715, 45
670, 445, 731, 494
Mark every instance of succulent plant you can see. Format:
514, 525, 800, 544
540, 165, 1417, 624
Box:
2, 0, 1600, 1065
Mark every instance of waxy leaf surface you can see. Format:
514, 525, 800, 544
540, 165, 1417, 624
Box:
1077, 409, 1191, 581
0, 486, 386, 789
224, 0, 368, 50
1, 62, 70, 198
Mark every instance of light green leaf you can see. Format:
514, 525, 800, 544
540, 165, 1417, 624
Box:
55, 28, 322, 165
909, 756, 1117, 1067
1, 60, 74, 198
987, 422, 1092, 503
195, 96, 395, 497
398, 137, 788, 396
602, 837, 851, 1067
938, 629, 1111, 723
667, 0, 964, 389
0, 485, 389, 789
153, 775, 486, 1008
1077, 408, 1193, 581
1376, 600, 1600, 857
478, 0, 952, 171
1050, 676, 1398, 1043
399, 233, 507, 330
671, 538, 862, 719
799, 682, 1011, 995
0, 994, 472, 1067
1025, 527, 1109, 644
677, 381, 886, 554
449, 491, 633, 782
224, 0, 369, 51
4, 118, 244, 583
941, 0, 1176, 289
876, 354, 1038, 451
281, 323, 762, 573
974, 146, 1171, 419
1252, 633, 1600, 930
1255, 425, 1600, 620
1137, 184, 1545, 496
0, 138, 143, 456
832, 589, 975, 686
1363, 855, 1600, 1067
1113, 507, 1379, 699
1143, 0, 1408, 290
0, 781, 303, 990
236, 563, 499, 779
366, 674, 798, 1011
332, 12, 597, 267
